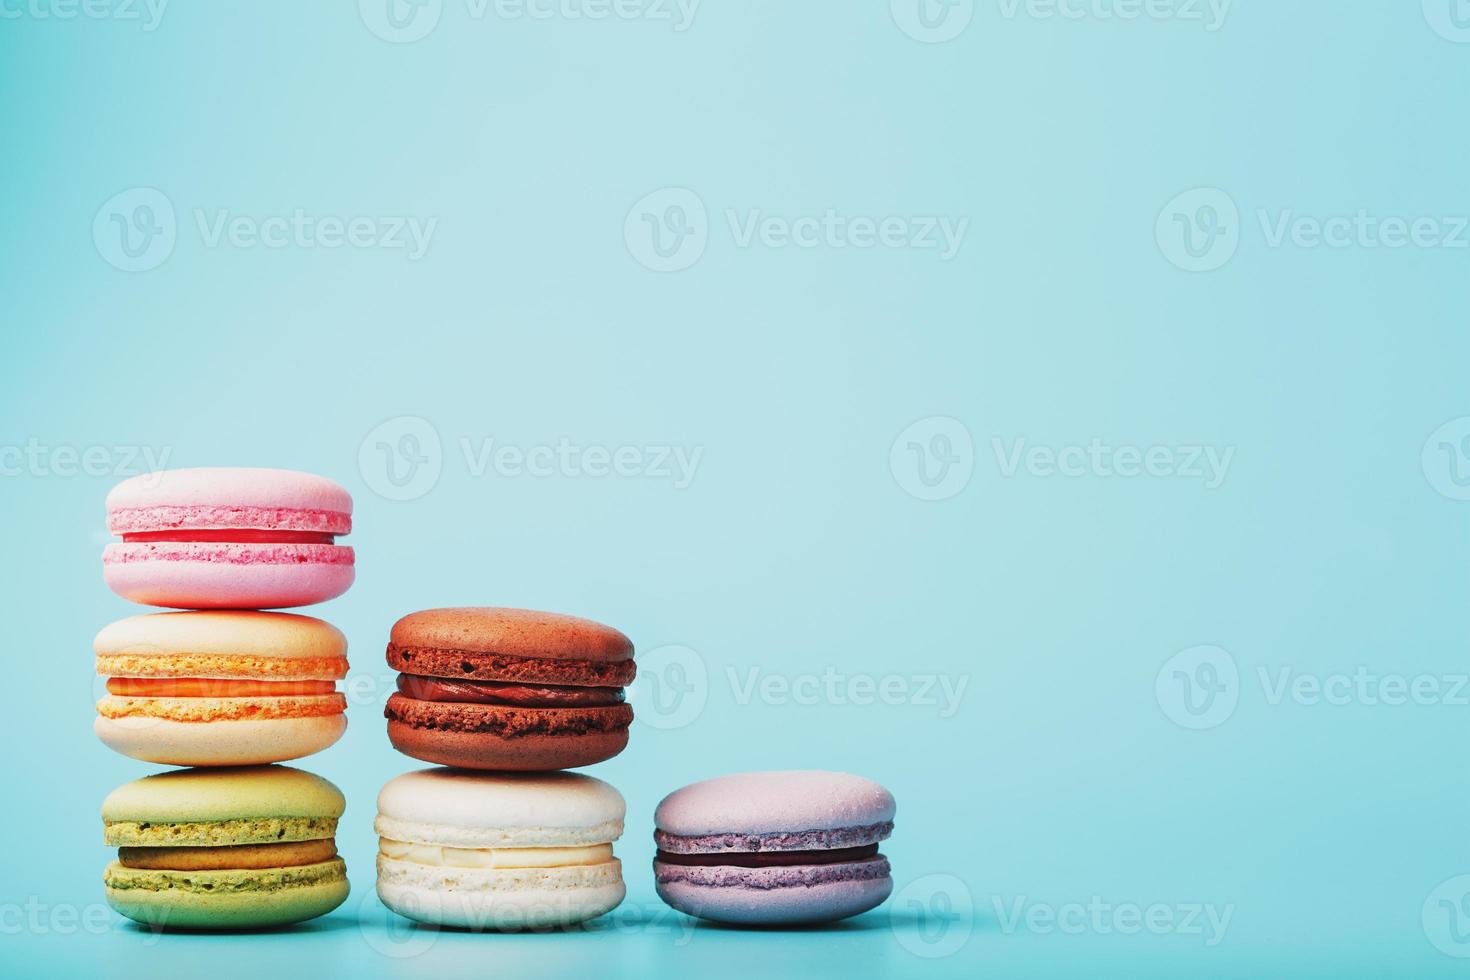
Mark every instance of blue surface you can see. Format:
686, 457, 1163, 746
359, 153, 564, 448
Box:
3, 2, 1469, 977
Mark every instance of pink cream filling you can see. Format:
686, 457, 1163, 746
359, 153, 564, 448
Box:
120, 530, 337, 544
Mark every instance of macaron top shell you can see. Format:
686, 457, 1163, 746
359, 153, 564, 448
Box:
102, 765, 346, 824
106, 467, 352, 534
390, 607, 633, 663
95, 611, 347, 661
376, 768, 625, 848
655, 771, 896, 837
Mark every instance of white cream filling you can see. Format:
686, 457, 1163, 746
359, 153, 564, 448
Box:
379, 838, 614, 869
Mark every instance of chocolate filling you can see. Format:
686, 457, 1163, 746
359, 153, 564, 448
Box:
387, 644, 637, 687
396, 674, 625, 708
384, 693, 633, 736
654, 844, 879, 868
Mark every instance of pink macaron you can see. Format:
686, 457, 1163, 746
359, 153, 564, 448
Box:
653, 771, 896, 925
103, 468, 354, 609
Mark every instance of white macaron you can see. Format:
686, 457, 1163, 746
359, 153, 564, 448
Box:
375, 768, 626, 929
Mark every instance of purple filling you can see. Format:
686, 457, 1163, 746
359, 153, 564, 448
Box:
653, 821, 893, 855
654, 854, 891, 890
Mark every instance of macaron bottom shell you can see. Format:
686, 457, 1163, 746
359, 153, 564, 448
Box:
102, 549, 354, 610
96, 715, 346, 767
653, 867, 893, 925
386, 717, 629, 771
377, 855, 625, 929
104, 859, 349, 930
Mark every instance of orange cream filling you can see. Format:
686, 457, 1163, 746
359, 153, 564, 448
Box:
118, 839, 338, 871
106, 678, 336, 697
97, 693, 346, 721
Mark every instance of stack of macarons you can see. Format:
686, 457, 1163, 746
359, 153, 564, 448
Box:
375, 607, 636, 928
90, 471, 903, 934
96, 467, 356, 930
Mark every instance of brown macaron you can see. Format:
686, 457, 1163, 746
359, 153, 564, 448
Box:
384, 607, 635, 771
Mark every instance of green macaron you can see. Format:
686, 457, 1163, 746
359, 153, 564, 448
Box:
102, 765, 349, 930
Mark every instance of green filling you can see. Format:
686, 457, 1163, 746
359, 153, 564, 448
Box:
104, 817, 337, 848
104, 859, 346, 894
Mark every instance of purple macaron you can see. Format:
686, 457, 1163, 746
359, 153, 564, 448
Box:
653, 770, 896, 925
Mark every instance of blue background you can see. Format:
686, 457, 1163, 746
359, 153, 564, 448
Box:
3, 1, 1469, 976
